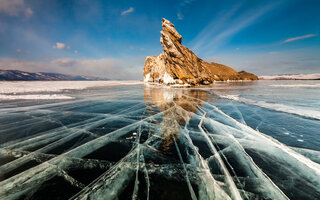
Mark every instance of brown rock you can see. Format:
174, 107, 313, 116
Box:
144, 18, 258, 85
238, 71, 259, 80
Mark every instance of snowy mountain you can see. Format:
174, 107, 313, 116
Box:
0, 70, 109, 81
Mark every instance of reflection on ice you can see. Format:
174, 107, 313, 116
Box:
0, 84, 319, 199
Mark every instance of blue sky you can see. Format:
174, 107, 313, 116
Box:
0, 0, 319, 79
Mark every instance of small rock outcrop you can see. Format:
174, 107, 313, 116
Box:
144, 18, 258, 85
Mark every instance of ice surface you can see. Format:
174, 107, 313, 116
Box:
270, 83, 320, 88
0, 81, 142, 94
218, 94, 320, 120
0, 94, 74, 100
0, 82, 319, 199
259, 73, 320, 80
0, 81, 142, 101
210, 80, 320, 121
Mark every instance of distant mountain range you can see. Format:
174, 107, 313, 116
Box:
259, 73, 320, 80
0, 70, 109, 81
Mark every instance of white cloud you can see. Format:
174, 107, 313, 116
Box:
121, 7, 134, 16
0, 57, 143, 80
0, 58, 49, 73
0, 0, 33, 19
51, 58, 76, 67
283, 34, 317, 43
205, 50, 320, 75
53, 42, 70, 50
16, 49, 29, 54
268, 51, 280, 55
74, 50, 78, 54
24, 7, 33, 18
50, 58, 142, 79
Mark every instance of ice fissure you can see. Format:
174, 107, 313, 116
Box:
0, 85, 319, 200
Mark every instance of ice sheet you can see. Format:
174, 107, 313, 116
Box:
0, 83, 319, 200
0, 81, 142, 94
0, 94, 74, 100
218, 94, 320, 120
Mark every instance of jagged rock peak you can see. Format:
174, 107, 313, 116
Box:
161, 18, 182, 44
144, 18, 258, 86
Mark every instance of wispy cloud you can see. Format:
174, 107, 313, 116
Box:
268, 51, 280, 55
0, 0, 33, 19
177, 0, 197, 20
283, 34, 317, 43
24, 7, 33, 18
52, 42, 70, 50
189, 2, 280, 56
121, 7, 134, 16
16, 49, 29, 54
190, 3, 242, 50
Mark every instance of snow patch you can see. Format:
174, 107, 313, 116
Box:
162, 72, 175, 84
144, 73, 151, 82
0, 94, 73, 100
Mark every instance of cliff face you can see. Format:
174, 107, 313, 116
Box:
144, 18, 258, 85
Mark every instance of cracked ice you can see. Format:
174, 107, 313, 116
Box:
0, 83, 320, 200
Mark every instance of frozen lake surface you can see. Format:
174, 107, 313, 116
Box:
0, 80, 319, 199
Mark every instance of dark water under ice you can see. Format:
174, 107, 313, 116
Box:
0, 81, 319, 200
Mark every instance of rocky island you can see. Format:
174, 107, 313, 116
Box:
144, 18, 258, 86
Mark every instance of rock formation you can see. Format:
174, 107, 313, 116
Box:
143, 18, 258, 85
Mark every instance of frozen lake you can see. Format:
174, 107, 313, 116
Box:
0, 80, 319, 199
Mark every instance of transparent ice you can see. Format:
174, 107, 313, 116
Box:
0, 81, 319, 199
